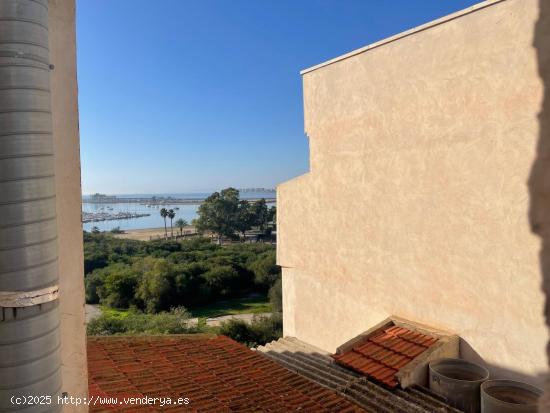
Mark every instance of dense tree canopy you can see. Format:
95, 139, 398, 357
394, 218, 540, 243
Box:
235, 200, 256, 238
194, 187, 275, 242
84, 233, 280, 313
195, 188, 240, 242
251, 199, 269, 231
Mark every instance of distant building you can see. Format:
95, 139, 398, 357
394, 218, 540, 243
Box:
89, 193, 116, 202
239, 187, 276, 193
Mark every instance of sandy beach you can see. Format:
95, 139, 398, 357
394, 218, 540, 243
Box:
114, 226, 197, 241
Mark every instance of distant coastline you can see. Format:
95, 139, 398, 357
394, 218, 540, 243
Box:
82, 195, 275, 205
82, 190, 276, 204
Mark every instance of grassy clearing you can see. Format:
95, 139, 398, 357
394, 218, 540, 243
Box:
100, 306, 130, 319
98, 295, 271, 322
190, 295, 272, 319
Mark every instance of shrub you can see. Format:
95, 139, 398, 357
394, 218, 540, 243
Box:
268, 278, 282, 313
84, 271, 104, 304
218, 319, 252, 344
249, 251, 279, 290
134, 257, 177, 313
179, 237, 218, 252
124, 307, 193, 334
87, 315, 127, 335
219, 313, 282, 347
97, 263, 139, 308
174, 262, 210, 307
84, 251, 109, 274
87, 307, 195, 335
203, 265, 240, 298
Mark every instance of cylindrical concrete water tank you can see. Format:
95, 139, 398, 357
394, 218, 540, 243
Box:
429, 358, 489, 413
481, 379, 542, 413
0, 0, 62, 412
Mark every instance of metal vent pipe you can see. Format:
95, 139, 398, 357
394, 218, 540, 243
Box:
0, 0, 62, 412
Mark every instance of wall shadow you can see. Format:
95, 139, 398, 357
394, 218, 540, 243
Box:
461, 340, 546, 388
530, 0, 550, 410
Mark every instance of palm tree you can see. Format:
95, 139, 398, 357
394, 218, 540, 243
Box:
168, 209, 176, 238
175, 218, 188, 237
160, 208, 168, 238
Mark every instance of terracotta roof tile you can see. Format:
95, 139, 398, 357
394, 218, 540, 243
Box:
88, 335, 365, 412
332, 323, 438, 388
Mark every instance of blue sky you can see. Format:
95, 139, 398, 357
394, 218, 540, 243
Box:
77, 0, 479, 195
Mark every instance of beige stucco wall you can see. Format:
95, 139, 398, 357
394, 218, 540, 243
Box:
49, 0, 88, 410
278, 0, 548, 386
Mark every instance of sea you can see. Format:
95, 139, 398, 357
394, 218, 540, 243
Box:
81, 191, 275, 232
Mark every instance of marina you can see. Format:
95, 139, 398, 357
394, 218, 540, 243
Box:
82, 211, 151, 224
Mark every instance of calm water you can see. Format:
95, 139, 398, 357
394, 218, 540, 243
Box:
82, 192, 275, 232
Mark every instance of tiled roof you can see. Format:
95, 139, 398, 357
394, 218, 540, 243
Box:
332, 325, 438, 388
255, 337, 461, 413
87, 335, 366, 412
